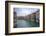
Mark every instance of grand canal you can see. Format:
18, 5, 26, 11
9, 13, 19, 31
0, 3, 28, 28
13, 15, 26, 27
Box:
14, 20, 39, 28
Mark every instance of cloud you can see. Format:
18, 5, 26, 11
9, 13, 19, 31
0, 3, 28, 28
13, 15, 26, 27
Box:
14, 8, 39, 16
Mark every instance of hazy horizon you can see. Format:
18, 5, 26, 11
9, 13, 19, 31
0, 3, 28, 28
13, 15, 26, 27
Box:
14, 8, 39, 16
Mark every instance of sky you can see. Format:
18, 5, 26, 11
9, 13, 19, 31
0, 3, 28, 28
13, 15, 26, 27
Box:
14, 8, 39, 16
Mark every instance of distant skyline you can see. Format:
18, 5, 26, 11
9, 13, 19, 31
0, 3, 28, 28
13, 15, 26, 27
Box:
14, 8, 39, 16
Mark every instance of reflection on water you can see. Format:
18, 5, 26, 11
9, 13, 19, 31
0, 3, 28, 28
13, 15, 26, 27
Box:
14, 20, 39, 28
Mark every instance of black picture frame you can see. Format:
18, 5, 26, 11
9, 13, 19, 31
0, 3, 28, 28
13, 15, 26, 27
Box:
5, 1, 45, 35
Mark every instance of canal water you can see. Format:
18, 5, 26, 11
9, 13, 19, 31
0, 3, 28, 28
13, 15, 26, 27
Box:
14, 20, 39, 28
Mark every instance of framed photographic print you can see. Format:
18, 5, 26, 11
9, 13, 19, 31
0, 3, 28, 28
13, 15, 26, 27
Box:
5, 1, 45, 35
